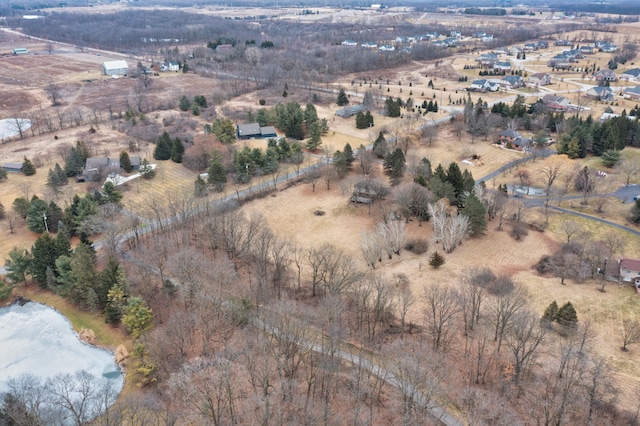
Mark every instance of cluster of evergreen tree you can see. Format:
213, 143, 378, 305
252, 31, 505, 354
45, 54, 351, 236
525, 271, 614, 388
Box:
541, 301, 578, 329
206, 118, 236, 144
490, 100, 528, 118
47, 163, 68, 194
153, 131, 185, 163
420, 100, 439, 113
64, 141, 90, 177
332, 143, 356, 178
179, 95, 208, 115
355, 111, 374, 129
384, 97, 402, 117
556, 114, 640, 158
336, 88, 349, 106
383, 148, 406, 186
232, 145, 280, 183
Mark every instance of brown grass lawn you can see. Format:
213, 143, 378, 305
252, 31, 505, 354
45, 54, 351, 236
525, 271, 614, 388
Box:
241, 170, 640, 408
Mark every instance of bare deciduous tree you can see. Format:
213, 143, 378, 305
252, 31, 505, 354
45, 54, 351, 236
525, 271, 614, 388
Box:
489, 281, 528, 352
505, 310, 548, 383
617, 156, 640, 186
422, 282, 460, 351
45, 82, 63, 106
621, 319, 640, 351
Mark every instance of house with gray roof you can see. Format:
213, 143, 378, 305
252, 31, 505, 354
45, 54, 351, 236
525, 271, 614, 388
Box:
620, 68, 640, 82
237, 123, 278, 139
586, 86, 615, 101
500, 75, 524, 89
2, 162, 23, 173
336, 104, 367, 118
623, 85, 640, 100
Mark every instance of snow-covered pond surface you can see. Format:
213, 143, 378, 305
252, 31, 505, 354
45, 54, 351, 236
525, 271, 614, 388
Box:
0, 301, 123, 401
0, 118, 31, 139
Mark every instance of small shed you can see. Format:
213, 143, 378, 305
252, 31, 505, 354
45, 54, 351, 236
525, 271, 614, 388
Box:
2, 162, 23, 173
12, 48, 28, 55
102, 60, 129, 76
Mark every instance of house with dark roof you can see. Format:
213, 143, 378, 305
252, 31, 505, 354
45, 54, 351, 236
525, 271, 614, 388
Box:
623, 85, 640, 100
493, 61, 512, 72
336, 104, 367, 118
586, 86, 615, 101
500, 75, 524, 89
1, 162, 23, 173
619, 258, 640, 285
476, 53, 498, 67
498, 130, 531, 151
236, 123, 278, 139
620, 68, 640, 82
76, 156, 141, 182
341, 40, 358, 47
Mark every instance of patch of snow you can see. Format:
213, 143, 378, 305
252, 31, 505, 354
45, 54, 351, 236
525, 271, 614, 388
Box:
0, 118, 32, 139
0, 302, 123, 399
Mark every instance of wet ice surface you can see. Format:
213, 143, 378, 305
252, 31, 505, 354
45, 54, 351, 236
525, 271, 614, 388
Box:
0, 302, 123, 397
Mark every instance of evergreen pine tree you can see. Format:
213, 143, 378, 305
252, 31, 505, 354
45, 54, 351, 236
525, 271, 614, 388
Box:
153, 131, 173, 160
365, 111, 374, 127
556, 302, 578, 328
306, 121, 322, 151
372, 132, 388, 158
22, 157, 36, 176
139, 158, 156, 179
207, 151, 227, 191
0, 168, 7, 181
171, 137, 185, 163
30, 233, 58, 288
27, 198, 49, 233
119, 151, 133, 173
194, 175, 208, 197
337, 88, 349, 106
355, 112, 368, 129
429, 251, 445, 268
462, 193, 487, 236
179, 95, 191, 111
46, 201, 64, 233
343, 143, 355, 165
541, 300, 559, 326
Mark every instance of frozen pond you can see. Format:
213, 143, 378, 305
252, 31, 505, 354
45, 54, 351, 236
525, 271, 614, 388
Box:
0, 301, 123, 417
0, 118, 31, 139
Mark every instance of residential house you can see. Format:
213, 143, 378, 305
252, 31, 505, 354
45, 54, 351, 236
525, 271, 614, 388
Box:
500, 75, 524, 89
494, 47, 509, 56
554, 39, 572, 46
160, 62, 179, 72
620, 68, 640, 82
528, 73, 552, 86
593, 69, 617, 82
523, 43, 538, 52
498, 130, 530, 151
236, 123, 277, 139
442, 38, 458, 47
468, 79, 500, 92
341, 40, 358, 47
361, 42, 377, 49
481, 35, 494, 43
473, 31, 487, 38
586, 86, 615, 102
619, 258, 640, 285
379, 45, 395, 52
12, 48, 28, 55
493, 61, 512, 73
542, 94, 571, 111
498, 129, 521, 144
77, 157, 125, 182
336, 104, 367, 118
476, 53, 498, 67
623, 85, 640, 100
579, 45, 595, 55
509, 46, 523, 56
601, 44, 618, 53
395, 36, 410, 44
1, 162, 23, 173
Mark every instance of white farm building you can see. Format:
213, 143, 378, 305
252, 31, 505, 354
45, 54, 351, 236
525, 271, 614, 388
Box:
102, 60, 128, 76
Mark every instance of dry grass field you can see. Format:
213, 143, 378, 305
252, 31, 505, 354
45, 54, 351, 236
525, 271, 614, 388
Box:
1, 9, 640, 416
